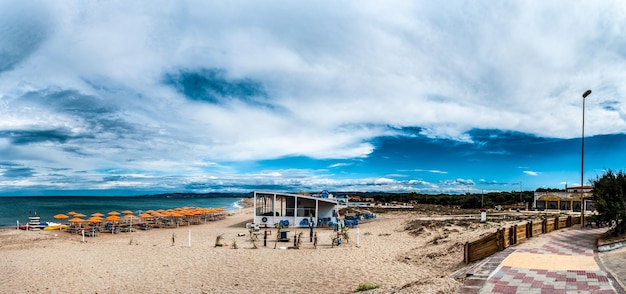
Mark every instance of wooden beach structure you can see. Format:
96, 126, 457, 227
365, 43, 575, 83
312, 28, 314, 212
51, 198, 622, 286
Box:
532, 185, 594, 212
253, 191, 339, 228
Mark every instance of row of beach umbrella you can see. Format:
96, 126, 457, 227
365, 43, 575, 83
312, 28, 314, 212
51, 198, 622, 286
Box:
53, 207, 225, 225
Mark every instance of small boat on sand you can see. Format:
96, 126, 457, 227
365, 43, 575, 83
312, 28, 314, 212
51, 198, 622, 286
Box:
43, 222, 68, 230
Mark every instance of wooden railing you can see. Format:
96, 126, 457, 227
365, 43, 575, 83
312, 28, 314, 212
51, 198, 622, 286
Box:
464, 215, 581, 264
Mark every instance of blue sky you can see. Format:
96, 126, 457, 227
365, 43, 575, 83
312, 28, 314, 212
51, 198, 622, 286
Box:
1, 1, 626, 196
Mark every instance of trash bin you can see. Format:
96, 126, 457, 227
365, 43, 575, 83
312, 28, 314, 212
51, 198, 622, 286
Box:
278, 229, 290, 242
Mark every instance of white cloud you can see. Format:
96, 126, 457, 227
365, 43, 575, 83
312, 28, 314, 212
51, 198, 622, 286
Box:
2, 1, 626, 193
524, 171, 540, 176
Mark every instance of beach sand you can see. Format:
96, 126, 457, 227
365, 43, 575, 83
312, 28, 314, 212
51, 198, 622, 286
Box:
0, 204, 517, 294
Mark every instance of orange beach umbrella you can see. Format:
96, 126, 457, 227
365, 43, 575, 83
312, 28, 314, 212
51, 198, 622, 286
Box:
54, 213, 69, 220
69, 217, 84, 223
86, 217, 103, 223
105, 215, 121, 221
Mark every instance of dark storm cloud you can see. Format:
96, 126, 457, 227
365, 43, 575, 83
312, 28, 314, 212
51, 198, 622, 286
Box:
102, 175, 125, 182
0, 161, 22, 167
62, 146, 91, 156
21, 89, 116, 116
3, 167, 35, 178
0, 129, 87, 145
17, 88, 136, 139
163, 68, 267, 105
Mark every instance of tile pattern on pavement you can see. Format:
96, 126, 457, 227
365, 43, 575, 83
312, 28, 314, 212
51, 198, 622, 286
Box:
457, 227, 621, 294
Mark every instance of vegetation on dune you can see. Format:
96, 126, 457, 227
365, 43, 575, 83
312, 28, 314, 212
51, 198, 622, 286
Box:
355, 283, 381, 292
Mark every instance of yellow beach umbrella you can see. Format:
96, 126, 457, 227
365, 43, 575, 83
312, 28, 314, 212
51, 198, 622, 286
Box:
108, 211, 120, 215
122, 210, 133, 214
91, 212, 104, 217
73, 213, 86, 218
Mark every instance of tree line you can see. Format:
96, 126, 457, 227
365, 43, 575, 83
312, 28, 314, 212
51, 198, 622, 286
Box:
346, 191, 534, 209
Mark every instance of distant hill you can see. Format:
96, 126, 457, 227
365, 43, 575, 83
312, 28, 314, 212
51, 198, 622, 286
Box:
137, 192, 252, 198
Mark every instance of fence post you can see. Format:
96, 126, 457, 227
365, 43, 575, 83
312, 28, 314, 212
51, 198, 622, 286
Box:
512, 225, 518, 245
464, 242, 469, 264
567, 215, 572, 227
527, 221, 532, 238
554, 216, 559, 230
542, 219, 547, 234
495, 229, 500, 251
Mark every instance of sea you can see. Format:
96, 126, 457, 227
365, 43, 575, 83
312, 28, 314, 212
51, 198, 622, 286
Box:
0, 195, 247, 228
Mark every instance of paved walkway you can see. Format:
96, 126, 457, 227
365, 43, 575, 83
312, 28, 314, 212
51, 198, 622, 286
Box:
457, 227, 625, 294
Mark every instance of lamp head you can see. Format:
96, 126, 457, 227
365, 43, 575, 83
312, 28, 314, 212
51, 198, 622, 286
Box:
583, 90, 592, 98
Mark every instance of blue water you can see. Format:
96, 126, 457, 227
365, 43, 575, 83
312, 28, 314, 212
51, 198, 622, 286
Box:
0, 196, 246, 228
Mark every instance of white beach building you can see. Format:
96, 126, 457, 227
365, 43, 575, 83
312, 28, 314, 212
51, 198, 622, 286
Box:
253, 191, 339, 228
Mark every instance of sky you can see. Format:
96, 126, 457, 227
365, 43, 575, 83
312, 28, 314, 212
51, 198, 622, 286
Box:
1, 1, 626, 196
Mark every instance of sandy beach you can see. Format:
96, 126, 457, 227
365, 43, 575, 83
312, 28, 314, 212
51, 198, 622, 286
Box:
0, 204, 527, 294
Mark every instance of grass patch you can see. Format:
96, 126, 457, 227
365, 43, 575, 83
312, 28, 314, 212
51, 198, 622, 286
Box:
355, 283, 381, 292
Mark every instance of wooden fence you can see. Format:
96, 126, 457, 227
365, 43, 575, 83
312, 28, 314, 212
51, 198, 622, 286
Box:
464, 215, 581, 264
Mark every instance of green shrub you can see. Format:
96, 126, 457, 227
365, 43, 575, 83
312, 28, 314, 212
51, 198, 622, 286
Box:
355, 283, 381, 292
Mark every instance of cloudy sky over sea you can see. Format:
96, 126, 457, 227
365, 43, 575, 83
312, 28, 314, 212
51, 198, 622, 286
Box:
2, 1, 626, 196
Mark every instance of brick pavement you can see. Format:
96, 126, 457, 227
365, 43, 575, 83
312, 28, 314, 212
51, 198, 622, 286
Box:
457, 227, 623, 294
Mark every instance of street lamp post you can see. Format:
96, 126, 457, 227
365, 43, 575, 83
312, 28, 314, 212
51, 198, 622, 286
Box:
581, 89, 592, 227
519, 181, 526, 209
481, 189, 484, 208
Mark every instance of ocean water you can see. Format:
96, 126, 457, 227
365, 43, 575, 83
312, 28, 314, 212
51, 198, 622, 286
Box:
0, 196, 246, 228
